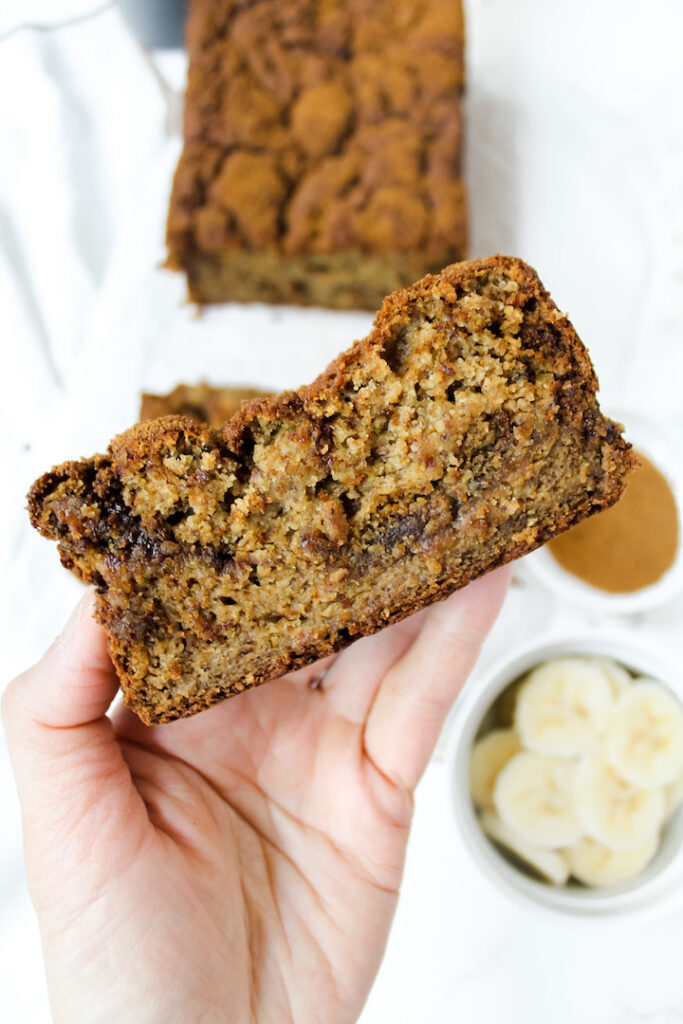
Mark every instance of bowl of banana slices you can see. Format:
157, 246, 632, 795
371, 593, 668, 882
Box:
448, 633, 683, 918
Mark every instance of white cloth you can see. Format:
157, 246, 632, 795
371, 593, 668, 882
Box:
1, 2, 683, 1021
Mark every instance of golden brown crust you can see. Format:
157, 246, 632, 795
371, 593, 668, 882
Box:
28, 257, 636, 724
166, 0, 467, 308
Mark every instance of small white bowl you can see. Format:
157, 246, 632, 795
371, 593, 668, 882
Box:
521, 410, 683, 614
447, 631, 683, 920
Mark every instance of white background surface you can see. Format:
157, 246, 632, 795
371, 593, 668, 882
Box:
2, 1, 683, 1021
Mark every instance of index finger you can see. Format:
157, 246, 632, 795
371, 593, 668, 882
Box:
362, 566, 512, 791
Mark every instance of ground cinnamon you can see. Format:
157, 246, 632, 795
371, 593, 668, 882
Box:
548, 452, 679, 593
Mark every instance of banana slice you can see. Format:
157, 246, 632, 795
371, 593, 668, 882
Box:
567, 835, 658, 887
469, 730, 522, 810
665, 772, 683, 818
589, 657, 632, 699
574, 752, 665, 850
515, 658, 614, 758
606, 680, 683, 789
493, 752, 581, 848
480, 811, 570, 885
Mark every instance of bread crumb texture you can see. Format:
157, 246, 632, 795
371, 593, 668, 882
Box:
29, 257, 635, 722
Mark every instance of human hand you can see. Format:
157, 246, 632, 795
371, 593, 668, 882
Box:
3, 568, 510, 1024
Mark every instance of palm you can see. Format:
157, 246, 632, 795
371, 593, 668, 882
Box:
107, 637, 419, 1024
104, 670, 405, 1023
9, 570, 509, 1024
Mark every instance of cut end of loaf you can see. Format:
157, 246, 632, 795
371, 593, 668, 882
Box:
28, 256, 635, 723
139, 383, 271, 429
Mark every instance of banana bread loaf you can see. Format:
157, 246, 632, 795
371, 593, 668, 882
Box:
28, 256, 634, 723
140, 383, 270, 429
166, 0, 466, 309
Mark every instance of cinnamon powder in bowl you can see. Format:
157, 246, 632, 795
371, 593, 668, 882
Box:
522, 412, 683, 613
548, 452, 678, 593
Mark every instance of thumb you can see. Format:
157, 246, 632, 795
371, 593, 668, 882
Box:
3, 590, 119, 738
2, 592, 137, 882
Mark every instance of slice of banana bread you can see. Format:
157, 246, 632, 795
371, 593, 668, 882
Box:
28, 256, 634, 724
140, 383, 270, 429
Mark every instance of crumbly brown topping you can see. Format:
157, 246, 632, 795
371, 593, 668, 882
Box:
166, 0, 467, 306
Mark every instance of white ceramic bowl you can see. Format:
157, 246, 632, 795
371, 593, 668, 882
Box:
521, 410, 683, 614
448, 631, 683, 920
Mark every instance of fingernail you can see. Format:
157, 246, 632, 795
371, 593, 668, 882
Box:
58, 595, 87, 647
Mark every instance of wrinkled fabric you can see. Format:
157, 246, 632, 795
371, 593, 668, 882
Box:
2, 2, 683, 1022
